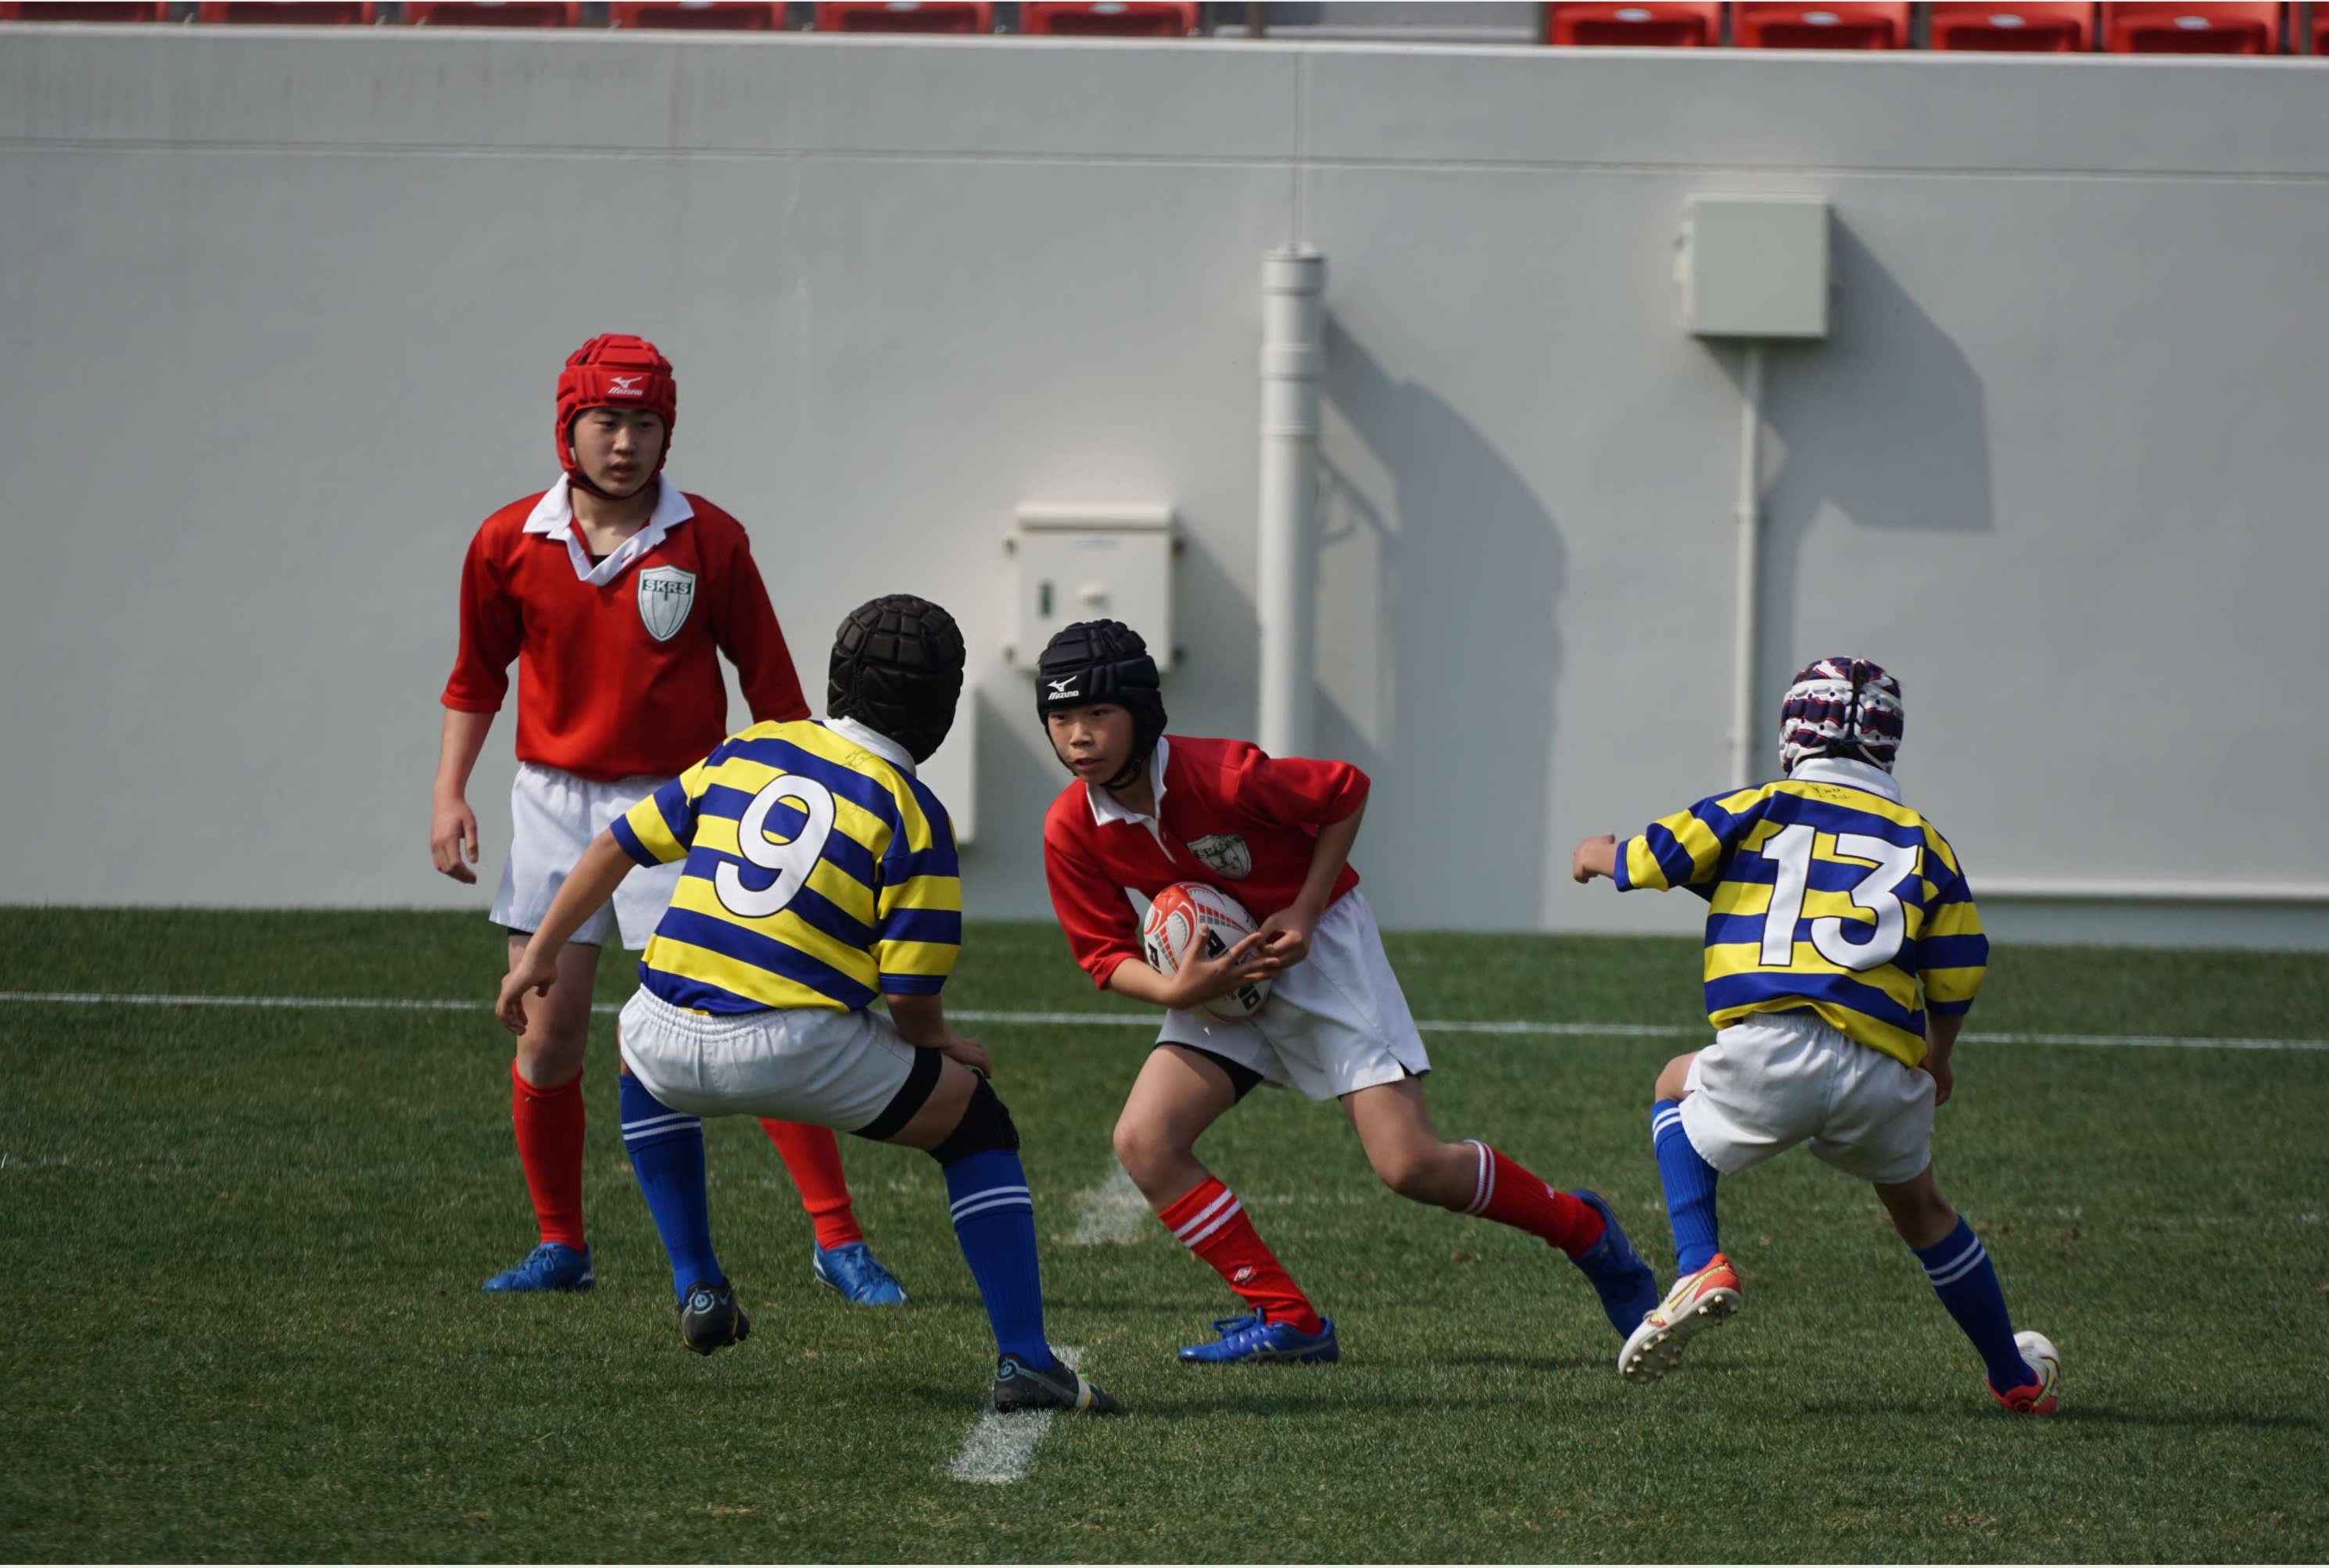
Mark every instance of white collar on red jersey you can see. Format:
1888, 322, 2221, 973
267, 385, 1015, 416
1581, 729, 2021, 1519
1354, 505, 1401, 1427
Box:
522, 474, 696, 587
1086, 735, 1170, 830
1788, 754, 1902, 804
822, 715, 915, 777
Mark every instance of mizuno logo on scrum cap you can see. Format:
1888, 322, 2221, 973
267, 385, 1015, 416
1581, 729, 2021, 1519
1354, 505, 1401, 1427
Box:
609, 374, 644, 396
1047, 678, 1080, 699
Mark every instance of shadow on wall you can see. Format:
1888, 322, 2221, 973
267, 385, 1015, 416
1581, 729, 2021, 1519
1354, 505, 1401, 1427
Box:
1739, 219, 1994, 774
1317, 317, 1567, 931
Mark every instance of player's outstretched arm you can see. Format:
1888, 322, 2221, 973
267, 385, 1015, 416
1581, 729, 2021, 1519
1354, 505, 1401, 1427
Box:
1571, 832, 1619, 883
431, 708, 495, 883
494, 830, 636, 1033
1109, 931, 1279, 1013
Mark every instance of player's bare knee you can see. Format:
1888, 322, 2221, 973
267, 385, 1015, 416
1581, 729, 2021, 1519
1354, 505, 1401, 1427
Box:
514, 1033, 585, 1087
1653, 1052, 1696, 1104
1112, 1112, 1184, 1187
1366, 1141, 1443, 1203
1875, 1169, 1957, 1247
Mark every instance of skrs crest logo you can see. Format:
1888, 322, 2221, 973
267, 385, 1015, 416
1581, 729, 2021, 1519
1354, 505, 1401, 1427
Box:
636, 566, 697, 643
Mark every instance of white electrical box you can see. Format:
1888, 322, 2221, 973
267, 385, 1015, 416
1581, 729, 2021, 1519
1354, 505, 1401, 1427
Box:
1008, 504, 1176, 671
916, 678, 976, 846
1678, 195, 1831, 340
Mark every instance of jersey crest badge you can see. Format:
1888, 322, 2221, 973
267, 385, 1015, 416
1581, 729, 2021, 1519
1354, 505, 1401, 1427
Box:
1187, 832, 1253, 880
636, 565, 697, 643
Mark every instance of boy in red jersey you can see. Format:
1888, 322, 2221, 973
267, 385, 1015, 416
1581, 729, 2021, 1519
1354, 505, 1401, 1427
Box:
432, 334, 904, 1303
1036, 620, 1657, 1363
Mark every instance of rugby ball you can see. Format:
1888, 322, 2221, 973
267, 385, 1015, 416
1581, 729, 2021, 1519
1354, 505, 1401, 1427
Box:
1141, 882, 1272, 1020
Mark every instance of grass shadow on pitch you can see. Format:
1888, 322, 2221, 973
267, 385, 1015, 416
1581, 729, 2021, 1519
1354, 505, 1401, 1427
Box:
1425, 1349, 1618, 1375
1123, 1387, 1534, 1422
2055, 1405, 2322, 1432
1792, 1397, 2319, 1431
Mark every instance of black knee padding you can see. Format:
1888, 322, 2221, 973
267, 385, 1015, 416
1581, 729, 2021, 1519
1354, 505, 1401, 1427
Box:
926, 1077, 1019, 1165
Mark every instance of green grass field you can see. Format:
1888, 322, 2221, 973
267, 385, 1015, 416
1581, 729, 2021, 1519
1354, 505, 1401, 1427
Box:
3, 909, 2326, 1563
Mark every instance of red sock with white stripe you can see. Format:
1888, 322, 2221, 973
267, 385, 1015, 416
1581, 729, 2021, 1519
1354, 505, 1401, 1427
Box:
511, 1061, 587, 1251
758, 1119, 865, 1250
1157, 1176, 1324, 1336
1449, 1140, 1604, 1258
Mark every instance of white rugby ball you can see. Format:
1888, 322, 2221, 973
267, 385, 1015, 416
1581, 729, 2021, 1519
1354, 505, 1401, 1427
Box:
1141, 882, 1272, 1020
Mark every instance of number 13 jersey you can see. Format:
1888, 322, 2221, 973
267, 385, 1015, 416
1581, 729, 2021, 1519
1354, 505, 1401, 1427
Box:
1614, 755, 1986, 1067
611, 718, 961, 1015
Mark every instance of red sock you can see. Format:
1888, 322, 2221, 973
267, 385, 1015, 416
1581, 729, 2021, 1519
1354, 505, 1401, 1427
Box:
511, 1061, 586, 1251
1158, 1176, 1324, 1335
1452, 1141, 1605, 1258
760, 1120, 864, 1250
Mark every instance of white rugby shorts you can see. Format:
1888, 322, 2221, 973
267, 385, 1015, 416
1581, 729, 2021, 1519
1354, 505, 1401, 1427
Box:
1156, 890, 1431, 1102
1679, 1011, 1936, 1185
617, 988, 920, 1133
491, 761, 683, 950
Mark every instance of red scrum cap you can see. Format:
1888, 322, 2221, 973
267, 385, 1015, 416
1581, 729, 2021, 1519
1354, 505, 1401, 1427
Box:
554, 333, 677, 481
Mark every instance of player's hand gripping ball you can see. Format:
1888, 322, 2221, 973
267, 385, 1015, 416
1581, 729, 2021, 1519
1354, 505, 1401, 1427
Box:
1142, 882, 1273, 1020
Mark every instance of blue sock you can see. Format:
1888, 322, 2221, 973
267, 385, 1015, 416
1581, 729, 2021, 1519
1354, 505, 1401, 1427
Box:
1914, 1216, 2036, 1390
618, 1074, 723, 1305
942, 1149, 1054, 1369
1653, 1098, 1722, 1275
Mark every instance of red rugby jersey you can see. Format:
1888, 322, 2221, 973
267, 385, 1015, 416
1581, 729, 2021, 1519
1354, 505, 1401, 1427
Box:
1043, 734, 1369, 989
440, 485, 810, 782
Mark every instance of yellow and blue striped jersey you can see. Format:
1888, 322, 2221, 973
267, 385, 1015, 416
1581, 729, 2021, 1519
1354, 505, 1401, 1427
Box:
1615, 758, 1986, 1066
611, 718, 961, 1015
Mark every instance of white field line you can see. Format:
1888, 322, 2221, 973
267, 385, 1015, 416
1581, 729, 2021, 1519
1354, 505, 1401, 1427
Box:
948, 1346, 1083, 1486
1, 990, 2324, 1052
1066, 1165, 1153, 1246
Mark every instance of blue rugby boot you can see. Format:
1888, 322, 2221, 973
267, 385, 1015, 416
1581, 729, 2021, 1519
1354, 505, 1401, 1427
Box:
1178, 1313, 1340, 1365
1569, 1190, 1659, 1337
481, 1241, 595, 1294
812, 1240, 908, 1305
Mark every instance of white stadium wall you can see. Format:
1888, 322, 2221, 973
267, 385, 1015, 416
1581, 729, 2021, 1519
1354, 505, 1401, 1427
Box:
2, 24, 2325, 948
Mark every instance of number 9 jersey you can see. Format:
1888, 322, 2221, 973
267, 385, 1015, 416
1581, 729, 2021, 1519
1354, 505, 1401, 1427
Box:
1613, 756, 1986, 1068
611, 718, 962, 1015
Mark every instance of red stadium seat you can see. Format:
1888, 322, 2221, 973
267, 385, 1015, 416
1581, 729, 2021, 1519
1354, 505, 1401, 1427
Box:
403, 2, 579, 25
198, 2, 370, 20
1023, 2, 1197, 36
1543, 3, 1722, 46
2101, 2, 2282, 53
0, 2, 172, 18
814, 2, 992, 30
611, 2, 782, 26
2313, 2, 2327, 53
1928, 2, 2093, 51
1735, 2, 1909, 48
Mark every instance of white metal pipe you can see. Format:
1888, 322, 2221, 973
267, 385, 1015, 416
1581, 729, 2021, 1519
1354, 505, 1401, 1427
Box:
1975, 878, 2329, 904
1729, 342, 1765, 790
1257, 245, 1326, 760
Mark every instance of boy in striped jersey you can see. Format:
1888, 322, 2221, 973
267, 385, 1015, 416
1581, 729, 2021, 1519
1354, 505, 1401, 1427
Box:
495, 596, 1117, 1416
1573, 657, 2059, 1413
